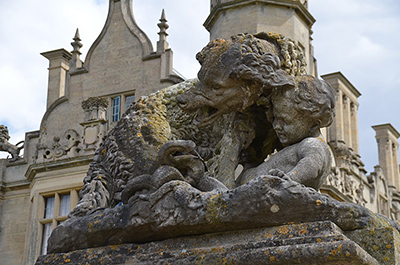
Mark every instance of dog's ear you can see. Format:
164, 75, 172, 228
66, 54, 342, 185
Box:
232, 52, 295, 91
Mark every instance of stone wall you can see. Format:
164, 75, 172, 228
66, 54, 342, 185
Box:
0, 189, 30, 265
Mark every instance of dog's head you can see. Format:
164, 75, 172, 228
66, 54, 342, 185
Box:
177, 33, 298, 127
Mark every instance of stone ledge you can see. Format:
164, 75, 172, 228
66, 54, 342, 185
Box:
204, 0, 315, 31
25, 155, 93, 182
36, 221, 379, 265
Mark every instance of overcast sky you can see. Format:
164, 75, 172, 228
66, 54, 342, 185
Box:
0, 0, 399, 173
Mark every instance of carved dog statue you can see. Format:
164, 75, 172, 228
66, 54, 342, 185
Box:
176, 33, 306, 187
69, 32, 307, 217
69, 79, 228, 217
0, 125, 24, 161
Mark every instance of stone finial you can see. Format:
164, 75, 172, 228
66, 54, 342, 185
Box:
82, 97, 108, 111
157, 9, 169, 53
70, 28, 83, 70
82, 97, 108, 122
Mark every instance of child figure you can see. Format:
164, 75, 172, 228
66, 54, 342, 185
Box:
239, 75, 335, 190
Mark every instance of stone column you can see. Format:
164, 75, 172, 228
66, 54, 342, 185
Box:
392, 141, 400, 190
328, 89, 345, 144
351, 102, 360, 154
41, 49, 71, 109
372, 124, 400, 190
343, 95, 352, 149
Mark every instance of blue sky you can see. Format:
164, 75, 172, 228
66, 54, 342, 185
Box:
0, 0, 399, 173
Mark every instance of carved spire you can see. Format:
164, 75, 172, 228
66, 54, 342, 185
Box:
70, 28, 83, 70
157, 9, 169, 53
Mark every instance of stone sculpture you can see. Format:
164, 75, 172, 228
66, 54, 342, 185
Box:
42, 33, 400, 264
238, 75, 335, 190
0, 125, 24, 161
68, 32, 305, 218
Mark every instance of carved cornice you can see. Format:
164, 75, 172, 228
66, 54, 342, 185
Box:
372, 123, 400, 139
320, 184, 353, 203
41, 49, 72, 63
204, 0, 315, 31
25, 155, 93, 182
321, 71, 362, 98
0, 179, 30, 192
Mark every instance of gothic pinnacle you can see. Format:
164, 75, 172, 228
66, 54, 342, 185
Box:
71, 28, 83, 55
158, 9, 169, 34
157, 9, 169, 53
70, 28, 83, 69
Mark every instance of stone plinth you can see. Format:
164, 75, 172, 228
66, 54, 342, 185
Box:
347, 225, 400, 265
36, 221, 379, 265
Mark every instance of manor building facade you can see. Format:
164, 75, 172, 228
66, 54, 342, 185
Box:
0, 1, 399, 264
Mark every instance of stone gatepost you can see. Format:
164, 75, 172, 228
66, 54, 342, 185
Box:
80, 97, 108, 153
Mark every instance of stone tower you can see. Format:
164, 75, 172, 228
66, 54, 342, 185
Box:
373, 124, 400, 190
322, 72, 362, 157
204, 0, 316, 75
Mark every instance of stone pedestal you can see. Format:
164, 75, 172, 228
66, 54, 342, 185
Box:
80, 97, 108, 153
36, 221, 382, 265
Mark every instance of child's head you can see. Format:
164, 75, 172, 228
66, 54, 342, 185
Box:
269, 75, 335, 146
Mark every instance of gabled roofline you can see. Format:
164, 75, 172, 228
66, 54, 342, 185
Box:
83, 0, 154, 71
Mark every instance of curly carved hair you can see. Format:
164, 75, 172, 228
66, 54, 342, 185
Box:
271, 75, 336, 128
196, 32, 307, 91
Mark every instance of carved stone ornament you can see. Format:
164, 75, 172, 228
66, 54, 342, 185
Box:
81, 97, 108, 111
0, 125, 24, 161
43, 33, 400, 264
80, 97, 108, 152
81, 97, 108, 122
36, 129, 81, 161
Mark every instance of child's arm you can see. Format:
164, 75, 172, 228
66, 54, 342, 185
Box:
285, 137, 330, 190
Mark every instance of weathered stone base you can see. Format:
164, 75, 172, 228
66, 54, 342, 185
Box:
346, 224, 400, 265
36, 221, 380, 265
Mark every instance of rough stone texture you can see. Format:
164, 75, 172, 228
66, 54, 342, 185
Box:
36, 221, 379, 265
346, 224, 400, 265
47, 175, 393, 254
67, 79, 228, 217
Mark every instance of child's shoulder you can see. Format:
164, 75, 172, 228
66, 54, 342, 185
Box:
298, 136, 328, 148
